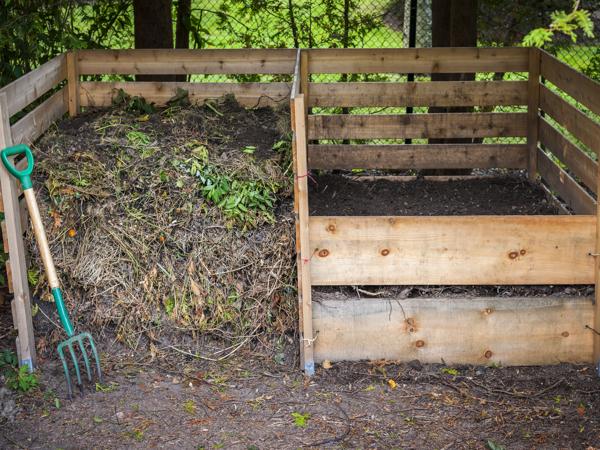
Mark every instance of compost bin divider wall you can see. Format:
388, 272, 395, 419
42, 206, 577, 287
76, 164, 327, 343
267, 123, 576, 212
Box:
0, 48, 599, 374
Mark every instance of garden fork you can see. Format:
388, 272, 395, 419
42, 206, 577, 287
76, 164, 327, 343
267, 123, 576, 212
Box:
1, 144, 102, 398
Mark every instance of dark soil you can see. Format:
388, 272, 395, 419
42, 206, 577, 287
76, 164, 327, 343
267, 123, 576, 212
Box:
2, 353, 599, 449
308, 174, 559, 216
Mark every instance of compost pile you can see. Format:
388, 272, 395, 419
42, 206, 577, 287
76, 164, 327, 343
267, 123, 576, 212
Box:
29, 95, 296, 359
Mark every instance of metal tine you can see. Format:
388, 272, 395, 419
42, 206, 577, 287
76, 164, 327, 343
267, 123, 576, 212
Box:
67, 342, 83, 392
76, 338, 93, 382
84, 332, 103, 383
57, 345, 73, 399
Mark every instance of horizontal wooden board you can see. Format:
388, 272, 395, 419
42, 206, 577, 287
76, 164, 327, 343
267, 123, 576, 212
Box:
307, 144, 527, 169
308, 47, 529, 74
0, 54, 66, 118
308, 112, 527, 140
313, 296, 594, 365
309, 215, 595, 285
540, 51, 600, 116
537, 149, 596, 215
539, 85, 600, 155
538, 117, 597, 194
308, 81, 528, 107
79, 81, 291, 108
77, 49, 296, 75
10, 88, 68, 145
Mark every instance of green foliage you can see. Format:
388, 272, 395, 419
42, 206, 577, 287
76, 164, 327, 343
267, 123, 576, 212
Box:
185, 152, 280, 228
1, 350, 38, 392
523, 1, 594, 47
441, 367, 459, 376
291, 411, 310, 428
113, 90, 156, 115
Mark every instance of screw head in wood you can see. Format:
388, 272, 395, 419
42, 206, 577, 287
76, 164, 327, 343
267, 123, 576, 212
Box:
561, 331, 569, 337
415, 340, 425, 348
380, 248, 390, 256
484, 350, 493, 359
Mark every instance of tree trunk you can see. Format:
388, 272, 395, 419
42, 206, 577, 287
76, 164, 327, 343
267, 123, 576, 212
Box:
175, 0, 191, 81
427, 0, 477, 175
133, 0, 174, 81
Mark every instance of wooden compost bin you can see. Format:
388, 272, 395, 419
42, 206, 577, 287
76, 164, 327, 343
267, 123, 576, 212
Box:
0, 48, 598, 376
289, 48, 600, 375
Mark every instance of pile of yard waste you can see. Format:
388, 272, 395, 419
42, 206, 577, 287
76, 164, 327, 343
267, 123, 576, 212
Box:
28, 94, 296, 359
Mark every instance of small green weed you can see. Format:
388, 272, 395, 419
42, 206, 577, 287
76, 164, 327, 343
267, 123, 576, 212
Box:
183, 399, 197, 415
0, 350, 38, 392
441, 367, 459, 376
291, 411, 310, 428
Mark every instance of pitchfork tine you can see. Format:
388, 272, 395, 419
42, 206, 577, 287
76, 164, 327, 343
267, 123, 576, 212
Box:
67, 343, 83, 391
58, 345, 73, 399
77, 338, 93, 382
85, 333, 103, 383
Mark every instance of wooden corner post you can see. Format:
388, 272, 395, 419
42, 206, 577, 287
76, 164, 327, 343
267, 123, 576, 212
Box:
291, 49, 315, 375
526, 47, 541, 181
0, 93, 36, 371
293, 94, 314, 375
66, 51, 80, 117
595, 142, 600, 374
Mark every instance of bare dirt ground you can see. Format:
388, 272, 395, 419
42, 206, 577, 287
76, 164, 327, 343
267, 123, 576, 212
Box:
2, 347, 600, 450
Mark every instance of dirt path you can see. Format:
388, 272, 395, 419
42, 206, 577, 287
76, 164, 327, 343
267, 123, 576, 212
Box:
2, 353, 599, 449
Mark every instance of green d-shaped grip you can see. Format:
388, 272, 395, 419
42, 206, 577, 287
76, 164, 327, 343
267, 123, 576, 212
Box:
1, 144, 34, 190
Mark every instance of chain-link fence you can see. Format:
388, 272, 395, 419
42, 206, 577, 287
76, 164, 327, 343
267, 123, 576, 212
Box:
186, 0, 598, 80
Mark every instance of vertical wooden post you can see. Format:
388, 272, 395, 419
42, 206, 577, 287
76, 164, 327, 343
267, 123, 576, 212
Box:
293, 94, 315, 375
595, 143, 600, 373
0, 93, 36, 371
66, 51, 80, 117
526, 47, 541, 181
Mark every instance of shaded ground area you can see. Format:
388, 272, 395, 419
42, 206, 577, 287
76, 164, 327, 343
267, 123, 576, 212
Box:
308, 174, 559, 216
2, 353, 599, 449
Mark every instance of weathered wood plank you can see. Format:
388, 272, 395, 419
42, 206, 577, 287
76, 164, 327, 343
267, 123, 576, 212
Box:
308, 81, 528, 107
313, 296, 594, 365
77, 49, 297, 75
308, 47, 529, 74
79, 81, 291, 108
539, 85, 600, 155
66, 52, 80, 117
538, 117, 597, 194
537, 149, 596, 215
0, 54, 67, 118
307, 144, 527, 169
10, 88, 68, 145
540, 50, 600, 116
527, 48, 541, 180
309, 215, 595, 285
308, 113, 527, 140
0, 92, 36, 370
293, 95, 315, 375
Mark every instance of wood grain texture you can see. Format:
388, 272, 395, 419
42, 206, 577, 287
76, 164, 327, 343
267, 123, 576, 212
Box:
308, 81, 528, 107
0, 54, 66, 118
307, 47, 529, 74
309, 215, 595, 285
77, 49, 296, 75
293, 95, 315, 374
0, 93, 36, 369
307, 144, 527, 169
308, 112, 527, 140
537, 149, 596, 215
538, 117, 597, 194
540, 50, 600, 116
79, 81, 291, 108
539, 85, 600, 155
313, 296, 594, 365
66, 52, 80, 117
527, 48, 541, 180
11, 88, 68, 145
